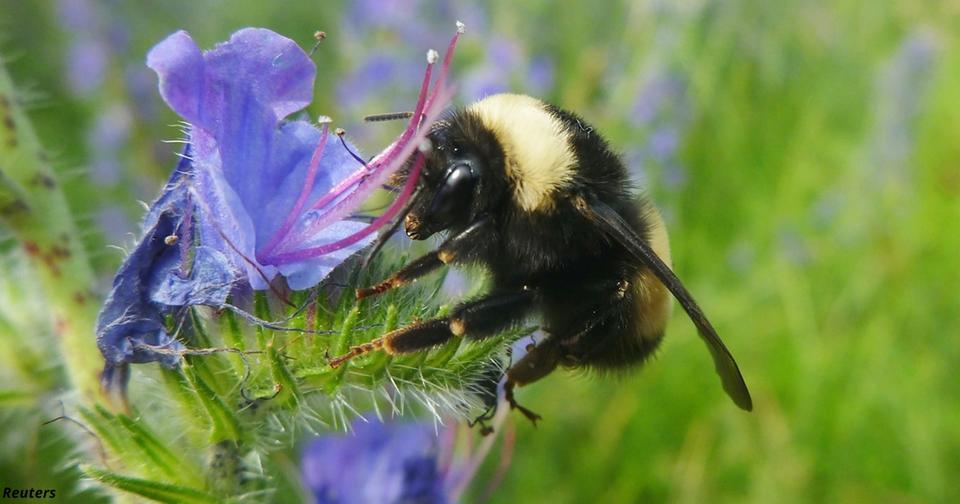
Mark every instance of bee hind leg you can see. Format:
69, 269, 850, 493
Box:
504, 336, 564, 425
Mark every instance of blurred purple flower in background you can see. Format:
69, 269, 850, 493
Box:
629, 71, 691, 192
58, 0, 109, 97
96, 25, 460, 390
525, 56, 555, 96
302, 419, 449, 504
300, 336, 535, 503
869, 29, 940, 185
302, 414, 515, 504
336, 1, 552, 147
58, 0, 144, 243
631, 73, 687, 127
88, 103, 132, 186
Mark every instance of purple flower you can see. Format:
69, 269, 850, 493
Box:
300, 362, 523, 503
96, 25, 463, 390
301, 412, 513, 504
145, 28, 358, 290
147, 27, 456, 289
96, 156, 226, 392
301, 419, 448, 504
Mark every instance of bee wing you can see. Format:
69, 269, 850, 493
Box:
575, 197, 753, 411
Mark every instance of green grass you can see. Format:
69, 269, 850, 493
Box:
1, 0, 958, 502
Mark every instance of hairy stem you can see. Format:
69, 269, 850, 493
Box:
0, 61, 102, 402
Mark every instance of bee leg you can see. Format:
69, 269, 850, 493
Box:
356, 217, 492, 299
331, 288, 537, 368
360, 187, 421, 268
504, 337, 563, 425
498, 279, 633, 419
467, 347, 515, 436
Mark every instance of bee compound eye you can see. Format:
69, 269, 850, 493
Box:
426, 162, 477, 228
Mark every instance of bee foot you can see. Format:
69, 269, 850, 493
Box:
509, 399, 542, 426
506, 392, 542, 425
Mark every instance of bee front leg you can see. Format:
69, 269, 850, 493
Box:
356, 217, 492, 299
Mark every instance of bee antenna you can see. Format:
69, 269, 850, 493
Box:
363, 111, 415, 123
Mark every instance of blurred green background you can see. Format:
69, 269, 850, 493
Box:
2, 0, 958, 502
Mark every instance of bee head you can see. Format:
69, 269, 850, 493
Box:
404, 116, 504, 240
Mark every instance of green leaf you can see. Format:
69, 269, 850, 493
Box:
116, 414, 202, 486
182, 362, 242, 443
82, 465, 217, 504
267, 340, 301, 406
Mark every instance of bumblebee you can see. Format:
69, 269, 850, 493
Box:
331, 93, 752, 420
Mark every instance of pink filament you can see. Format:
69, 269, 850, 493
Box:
375, 49, 436, 166
256, 124, 330, 260
262, 28, 463, 266
296, 54, 437, 220
267, 85, 452, 259
265, 153, 425, 264
425, 29, 461, 109
264, 51, 438, 258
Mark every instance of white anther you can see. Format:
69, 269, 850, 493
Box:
426, 49, 439, 64
456, 21, 466, 33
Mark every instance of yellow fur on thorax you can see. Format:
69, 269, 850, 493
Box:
633, 206, 673, 342
467, 94, 576, 211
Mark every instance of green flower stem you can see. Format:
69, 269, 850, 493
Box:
0, 62, 102, 401
75, 259, 521, 498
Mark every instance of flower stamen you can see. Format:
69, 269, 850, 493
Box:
257, 123, 332, 261
263, 26, 464, 265
335, 128, 371, 172
266, 152, 426, 264
425, 21, 465, 110
309, 29, 327, 57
